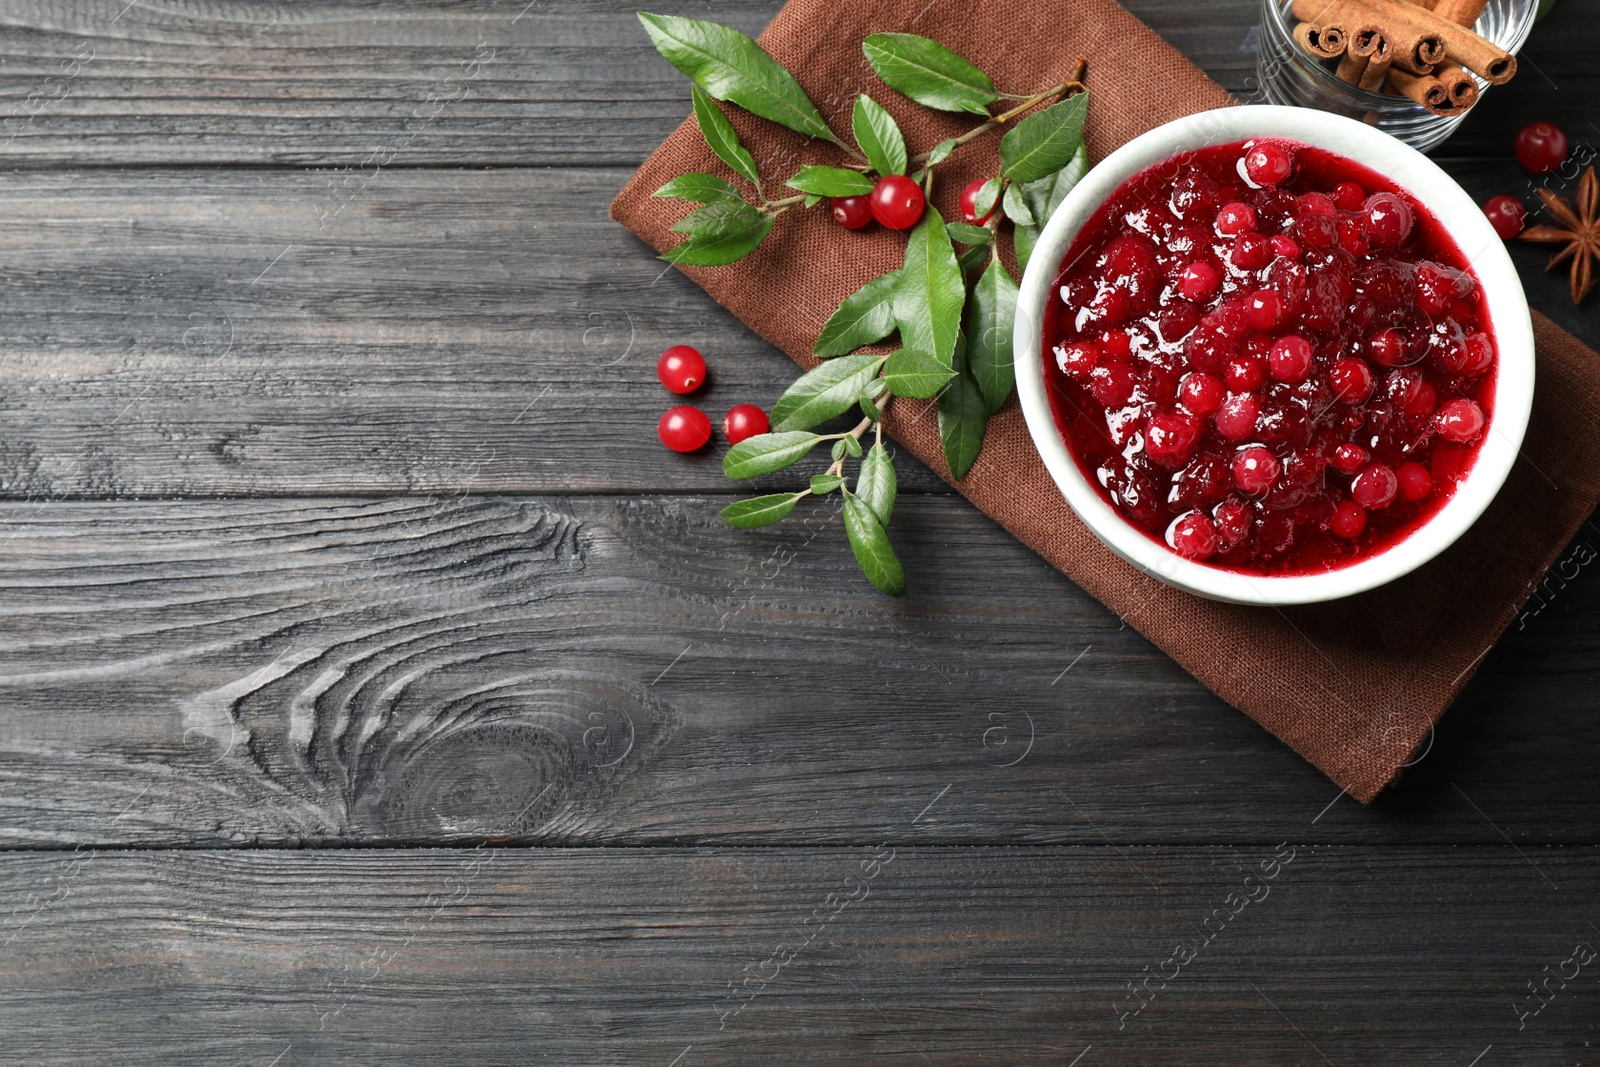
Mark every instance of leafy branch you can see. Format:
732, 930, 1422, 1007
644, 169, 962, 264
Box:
639, 12, 1092, 595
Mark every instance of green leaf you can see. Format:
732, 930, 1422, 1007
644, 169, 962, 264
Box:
769, 354, 886, 432
859, 395, 882, 421
691, 85, 762, 189
1020, 141, 1089, 222
670, 200, 766, 237
958, 244, 990, 274
841, 434, 862, 458
804, 194, 822, 208
661, 211, 775, 266
882, 348, 957, 399
1002, 181, 1035, 228
894, 211, 964, 368
852, 95, 907, 177
831, 439, 849, 462
999, 92, 1089, 184
946, 221, 993, 246
785, 165, 875, 197
640, 13, 838, 144
926, 139, 958, 165
810, 474, 844, 495
653, 172, 746, 205
856, 442, 897, 526
862, 33, 998, 116
722, 493, 803, 528
722, 431, 824, 479
937, 347, 988, 480
842, 490, 906, 596
815, 270, 900, 357
965, 259, 1019, 414
1014, 143, 1090, 274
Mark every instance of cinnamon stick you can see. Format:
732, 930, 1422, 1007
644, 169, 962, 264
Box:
1356, 0, 1516, 82
1358, 34, 1394, 91
1387, 66, 1460, 114
1431, 0, 1491, 26
1294, 20, 1347, 58
1337, 23, 1383, 84
1296, 0, 1444, 73
1435, 64, 1481, 108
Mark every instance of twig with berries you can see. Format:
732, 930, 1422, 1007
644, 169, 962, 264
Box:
640, 14, 1093, 595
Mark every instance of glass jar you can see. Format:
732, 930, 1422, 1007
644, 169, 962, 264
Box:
1255, 0, 1539, 152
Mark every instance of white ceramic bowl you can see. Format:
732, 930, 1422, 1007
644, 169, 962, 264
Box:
1013, 104, 1534, 606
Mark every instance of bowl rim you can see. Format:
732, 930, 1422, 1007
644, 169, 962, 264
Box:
1011, 104, 1535, 606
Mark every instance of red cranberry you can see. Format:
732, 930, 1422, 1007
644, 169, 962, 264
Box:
1230, 232, 1272, 270
1100, 329, 1134, 362
1215, 201, 1257, 236
1159, 303, 1200, 343
657, 345, 707, 394
1416, 262, 1473, 317
831, 195, 873, 230
1362, 192, 1414, 249
1178, 372, 1227, 416
1461, 332, 1495, 376
1516, 121, 1569, 174
1369, 328, 1412, 368
1233, 445, 1280, 495
1170, 172, 1221, 220
1482, 194, 1527, 239
1056, 340, 1102, 378
1298, 191, 1338, 217
1328, 358, 1375, 404
1171, 453, 1232, 510
1246, 289, 1286, 330
1214, 497, 1251, 546
1226, 354, 1268, 393
1185, 329, 1233, 375
1397, 461, 1432, 502
1436, 398, 1485, 442
959, 179, 1000, 225
1294, 211, 1339, 251
1243, 141, 1294, 186
1145, 411, 1201, 467
1399, 378, 1437, 422
1168, 511, 1219, 559
1214, 393, 1261, 441
1089, 363, 1136, 407
1351, 463, 1399, 509
1337, 217, 1370, 258
1268, 335, 1313, 383
1270, 234, 1301, 260
869, 175, 925, 230
1332, 181, 1366, 211
1083, 285, 1133, 331
1331, 442, 1369, 475
723, 404, 769, 445
1179, 261, 1221, 302
1331, 499, 1368, 539
658, 406, 712, 452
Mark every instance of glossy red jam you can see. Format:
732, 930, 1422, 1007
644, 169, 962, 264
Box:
1044, 139, 1496, 575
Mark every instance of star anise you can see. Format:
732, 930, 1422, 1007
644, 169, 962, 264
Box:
1520, 165, 1599, 305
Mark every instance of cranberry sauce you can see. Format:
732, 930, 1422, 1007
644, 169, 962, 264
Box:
1043, 139, 1496, 576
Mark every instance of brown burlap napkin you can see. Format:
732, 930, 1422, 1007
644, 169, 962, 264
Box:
611, 0, 1600, 801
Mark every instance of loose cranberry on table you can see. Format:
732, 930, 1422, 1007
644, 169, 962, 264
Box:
1515, 120, 1569, 174
1482, 194, 1527, 239
658, 406, 712, 453
1043, 138, 1497, 574
657, 345, 707, 394
869, 175, 925, 230
831, 195, 873, 230
722, 403, 769, 445
959, 178, 1001, 225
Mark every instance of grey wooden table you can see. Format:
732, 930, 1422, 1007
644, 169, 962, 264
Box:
0, 2, 1596, 1064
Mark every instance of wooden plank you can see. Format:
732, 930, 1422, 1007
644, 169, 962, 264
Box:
0, 159, 1588, 499
0, 494, 1593, 847
0, 1, 1585, 167
0, 845, 1595, 1063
